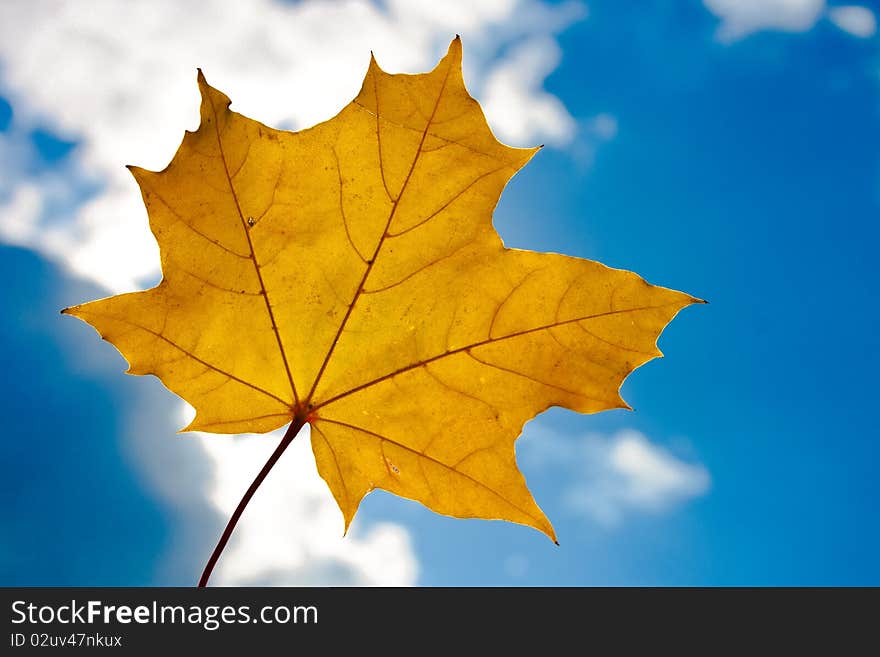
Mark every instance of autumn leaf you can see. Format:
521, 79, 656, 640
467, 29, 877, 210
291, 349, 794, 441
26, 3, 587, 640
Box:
62, 37, 702, 584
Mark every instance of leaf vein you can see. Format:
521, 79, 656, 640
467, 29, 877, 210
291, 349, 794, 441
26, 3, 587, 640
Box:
206, 90, 300, 406
314, 302, 680, 411
304, 56, 455, 403
76, 310, 291, 407
316, 418, 546, 527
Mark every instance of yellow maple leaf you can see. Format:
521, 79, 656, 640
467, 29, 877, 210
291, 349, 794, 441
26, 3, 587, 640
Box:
63, 38, 702, 585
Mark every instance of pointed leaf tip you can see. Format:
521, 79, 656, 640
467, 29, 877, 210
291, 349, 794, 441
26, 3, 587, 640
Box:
367, 50, 384, 75
441, 35, 462, 69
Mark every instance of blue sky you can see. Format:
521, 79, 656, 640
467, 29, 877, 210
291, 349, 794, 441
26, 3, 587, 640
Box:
1, 0, 878, 586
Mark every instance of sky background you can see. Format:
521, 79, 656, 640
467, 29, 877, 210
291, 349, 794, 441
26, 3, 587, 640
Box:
1, 0, 878, 586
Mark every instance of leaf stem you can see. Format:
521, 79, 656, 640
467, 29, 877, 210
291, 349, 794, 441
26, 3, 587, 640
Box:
198, 415, 307, 587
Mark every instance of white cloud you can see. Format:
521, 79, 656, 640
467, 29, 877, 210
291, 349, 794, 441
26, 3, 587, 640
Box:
0, 183, 41, 245
828, 6, 877, 38
386, 0, 518, 33
703, 0, 825, 41
0, 0, 585, 292
0, 0, 587, 586
602, 432, 710, 507
589, 113, 618, 141
482, 36, 577, 147
520, 425, 710, 528
567, 111, 618, 170
703, 0, 878, 42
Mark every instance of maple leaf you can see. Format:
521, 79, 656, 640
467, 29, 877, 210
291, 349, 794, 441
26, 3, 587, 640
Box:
63, 38, 702, 585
